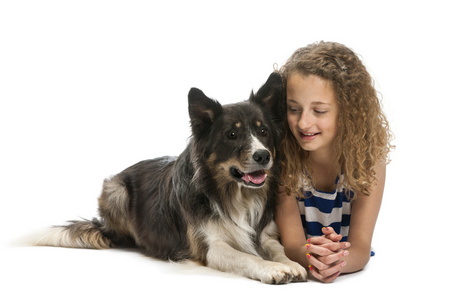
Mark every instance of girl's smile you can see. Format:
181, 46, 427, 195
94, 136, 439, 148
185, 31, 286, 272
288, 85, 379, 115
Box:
299, 131, 321, 142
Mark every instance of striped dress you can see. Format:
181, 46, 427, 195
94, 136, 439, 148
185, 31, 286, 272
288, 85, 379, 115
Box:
297, 176, 352, 242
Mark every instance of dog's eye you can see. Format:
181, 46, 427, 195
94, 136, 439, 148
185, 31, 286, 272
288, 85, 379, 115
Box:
227, 131, 237, 139
260, 128, 268, 136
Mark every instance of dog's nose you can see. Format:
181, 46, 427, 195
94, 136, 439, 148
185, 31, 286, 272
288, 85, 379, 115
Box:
253, 150, 271, 166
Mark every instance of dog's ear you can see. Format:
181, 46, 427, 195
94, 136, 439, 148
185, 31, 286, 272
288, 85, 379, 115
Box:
250, 72, 284, 124
188, 88, 223, 136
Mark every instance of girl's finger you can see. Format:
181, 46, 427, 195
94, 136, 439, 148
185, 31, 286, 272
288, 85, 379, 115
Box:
322, 227, 342, 242
307, 238, 351, 253
309, 264, 342, 283
318, 260, 346, 279
307, 236, 331, 245
307, 250, 339, 271
316, 249, 349, 265
323, 241, 351, 252
306, 243, 334, 257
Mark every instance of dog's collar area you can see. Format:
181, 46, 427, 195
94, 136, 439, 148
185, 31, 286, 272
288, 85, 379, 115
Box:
230, 167, 266, 187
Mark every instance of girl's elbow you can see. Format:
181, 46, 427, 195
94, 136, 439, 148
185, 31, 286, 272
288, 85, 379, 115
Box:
343, 249, 371, 274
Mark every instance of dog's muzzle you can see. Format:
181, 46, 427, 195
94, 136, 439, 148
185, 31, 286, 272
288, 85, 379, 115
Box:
230, 149, 271, 188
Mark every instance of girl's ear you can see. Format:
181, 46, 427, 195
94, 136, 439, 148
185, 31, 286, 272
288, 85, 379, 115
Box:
188, 88, 223, 136
250, 72, 285, 125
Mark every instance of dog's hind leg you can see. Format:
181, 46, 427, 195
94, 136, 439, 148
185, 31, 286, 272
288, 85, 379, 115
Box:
33, 175, 137, 249
96, 175, 139, 246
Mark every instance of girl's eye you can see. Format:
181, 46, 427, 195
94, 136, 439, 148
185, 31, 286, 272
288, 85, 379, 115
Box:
227, 131, 237, 139
314, 110, 327, 114
288, 107, 300, 112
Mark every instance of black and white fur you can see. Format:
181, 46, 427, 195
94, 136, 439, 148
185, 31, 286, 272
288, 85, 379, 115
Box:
33, 73, 307, 284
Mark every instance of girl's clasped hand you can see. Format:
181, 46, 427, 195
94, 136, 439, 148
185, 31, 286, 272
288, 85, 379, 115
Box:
306, 227, 351, 283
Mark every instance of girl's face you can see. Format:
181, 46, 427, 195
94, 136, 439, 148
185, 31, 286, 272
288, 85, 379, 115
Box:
286, 73, 339, 157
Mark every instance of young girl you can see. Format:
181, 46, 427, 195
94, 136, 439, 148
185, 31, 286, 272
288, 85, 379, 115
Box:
276, 41, 393, 283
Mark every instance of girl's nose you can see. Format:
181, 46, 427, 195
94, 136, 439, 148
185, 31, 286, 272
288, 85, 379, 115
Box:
298, 111, 312, 130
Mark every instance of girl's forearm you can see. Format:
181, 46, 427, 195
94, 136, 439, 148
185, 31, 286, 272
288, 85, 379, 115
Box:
284, 244, 309, 270
341, 244, 371, 274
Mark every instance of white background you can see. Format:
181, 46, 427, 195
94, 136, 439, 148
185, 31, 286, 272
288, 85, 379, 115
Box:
1, 0, 448, 299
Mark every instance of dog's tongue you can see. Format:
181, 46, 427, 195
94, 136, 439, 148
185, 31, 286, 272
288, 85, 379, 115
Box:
243, 170, 266, 184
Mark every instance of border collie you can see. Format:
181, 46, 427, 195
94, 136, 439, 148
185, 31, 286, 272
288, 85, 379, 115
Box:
33, 72, 307, 284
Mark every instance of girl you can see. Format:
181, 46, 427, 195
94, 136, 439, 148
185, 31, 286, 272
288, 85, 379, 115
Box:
276, 41, 393, 283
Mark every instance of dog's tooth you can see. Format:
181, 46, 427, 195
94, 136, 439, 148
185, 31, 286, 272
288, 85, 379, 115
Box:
242, 173, 251, 184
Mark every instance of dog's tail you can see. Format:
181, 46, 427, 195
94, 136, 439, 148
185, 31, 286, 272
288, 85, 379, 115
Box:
32, 218, 112, 249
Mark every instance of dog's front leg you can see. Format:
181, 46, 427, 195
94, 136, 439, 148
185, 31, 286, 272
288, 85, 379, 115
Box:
206, 238, 299, 284
259, 221, 308, 282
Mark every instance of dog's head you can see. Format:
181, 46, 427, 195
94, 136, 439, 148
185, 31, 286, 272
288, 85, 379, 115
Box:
188, 73, 284, 191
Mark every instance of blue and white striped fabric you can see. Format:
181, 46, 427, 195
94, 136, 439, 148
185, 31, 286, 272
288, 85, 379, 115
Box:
297, 176, 352, 242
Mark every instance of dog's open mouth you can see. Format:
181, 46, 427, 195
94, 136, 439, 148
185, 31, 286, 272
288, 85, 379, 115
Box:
230, 167, 267, 187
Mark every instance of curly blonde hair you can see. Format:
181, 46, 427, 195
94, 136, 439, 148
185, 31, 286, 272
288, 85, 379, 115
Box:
279, 41, 394, 198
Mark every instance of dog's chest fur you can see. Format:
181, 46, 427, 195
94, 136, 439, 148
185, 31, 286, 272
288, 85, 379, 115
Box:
205, 188, 266, 256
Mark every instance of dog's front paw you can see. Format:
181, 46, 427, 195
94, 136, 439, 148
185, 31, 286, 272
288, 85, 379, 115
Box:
259, 261, 306, 284
282, 260, 308, 282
